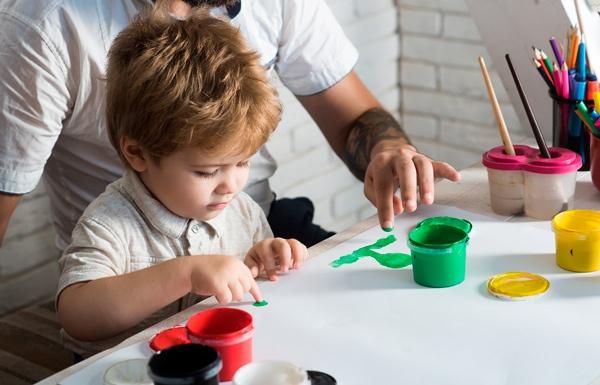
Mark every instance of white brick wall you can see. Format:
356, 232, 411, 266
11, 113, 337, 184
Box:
397, 0, 524, 171
0, 0, 530, 316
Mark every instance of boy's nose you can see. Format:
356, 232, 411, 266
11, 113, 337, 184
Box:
214, 173, 238, 195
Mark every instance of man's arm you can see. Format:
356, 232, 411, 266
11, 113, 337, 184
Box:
0, 193, 22, 246
297, 71, 460, 230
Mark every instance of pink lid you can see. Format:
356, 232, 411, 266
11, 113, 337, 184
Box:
482, 145, 582, 174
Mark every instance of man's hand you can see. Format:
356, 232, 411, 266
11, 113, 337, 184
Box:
365, 140, 460, 230
244, 238, 308, 281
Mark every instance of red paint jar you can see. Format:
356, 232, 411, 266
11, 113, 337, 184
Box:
186, 308, 254, 381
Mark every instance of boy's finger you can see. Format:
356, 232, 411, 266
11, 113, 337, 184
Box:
214, 285, 232, 304
288, 239, 308, 269
228, 281, 244, 302
271, 238, 292, 273
249, 279, 262, 302
244, 256, 261, 278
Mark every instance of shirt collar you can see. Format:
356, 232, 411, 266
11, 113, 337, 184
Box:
120, 169, 225, 239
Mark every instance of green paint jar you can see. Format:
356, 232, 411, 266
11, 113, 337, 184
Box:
415, 216, 472, 235
408, 224, 469, 288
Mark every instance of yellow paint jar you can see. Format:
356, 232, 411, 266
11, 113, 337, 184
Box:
551, 210, 600, 272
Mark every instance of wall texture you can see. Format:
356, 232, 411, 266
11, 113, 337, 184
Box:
0, 0, 522, 316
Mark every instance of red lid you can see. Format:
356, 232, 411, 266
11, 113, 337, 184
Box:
482, 145, 582, 174
149, 326, 191, 352
186, 308, 253, 341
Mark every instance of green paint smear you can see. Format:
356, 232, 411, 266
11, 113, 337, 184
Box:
252, 300, 269, 307
330, 234, 412, 269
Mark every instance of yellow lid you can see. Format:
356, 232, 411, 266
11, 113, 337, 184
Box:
552, 210, 600, 237
487, 272, 550, 300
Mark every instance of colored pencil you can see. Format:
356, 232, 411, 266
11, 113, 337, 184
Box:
550, 37, 565, 68
505, 53, 551, 158
478, 56, 515, 155
534, 59, 554, 90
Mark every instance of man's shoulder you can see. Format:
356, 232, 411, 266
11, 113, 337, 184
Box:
0, 0, 97, 29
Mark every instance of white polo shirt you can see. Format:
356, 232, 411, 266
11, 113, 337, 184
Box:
0, 0, 358, 250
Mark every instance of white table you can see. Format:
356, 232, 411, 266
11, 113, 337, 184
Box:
37, 166, 600, 385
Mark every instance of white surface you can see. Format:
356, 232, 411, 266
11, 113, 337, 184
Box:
57, 204, 600, 385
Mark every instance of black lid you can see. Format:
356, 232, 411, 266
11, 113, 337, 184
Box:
308, 370, 337, 385
148, 344, 222, 385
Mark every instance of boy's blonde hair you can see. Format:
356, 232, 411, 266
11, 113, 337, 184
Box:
106, 6, 281, 164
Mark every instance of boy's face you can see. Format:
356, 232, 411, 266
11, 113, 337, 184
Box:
137, 146, 252, 221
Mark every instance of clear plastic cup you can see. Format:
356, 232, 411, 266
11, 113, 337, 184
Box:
482, 145, 581, 219
233, 362, 310, 385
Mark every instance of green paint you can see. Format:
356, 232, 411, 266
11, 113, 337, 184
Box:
330, 234, 411, 269
252, 300, 269, 307
382, 227, 394, 232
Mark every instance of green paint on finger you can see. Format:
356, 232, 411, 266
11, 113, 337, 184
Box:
252, 300, 269, 307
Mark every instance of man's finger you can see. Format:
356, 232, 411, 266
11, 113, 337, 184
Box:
414, 156, 435, 205
372, 168, 397, 231
395, 157, 418, 213
433, 161, 461, 182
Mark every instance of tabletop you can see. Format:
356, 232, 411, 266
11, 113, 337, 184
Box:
36, 165, 600, 385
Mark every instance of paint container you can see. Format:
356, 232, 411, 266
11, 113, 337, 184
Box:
232, 361, 310, 385
552, 209, 600, 272
147, 344, 222, 385
482, 145, 581, 219
415, 216, 472, 234
407, 224, 469, 288
149, 326, 191, 352
233, 362, 337, 385
104, 359, 152, 385
186, 308, 254, 381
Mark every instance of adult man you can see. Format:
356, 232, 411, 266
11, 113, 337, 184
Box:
0, 0, 460, 249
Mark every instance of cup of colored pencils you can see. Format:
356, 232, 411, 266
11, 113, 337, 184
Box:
533, 26, 596, 171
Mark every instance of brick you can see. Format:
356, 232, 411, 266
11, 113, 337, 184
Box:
291, 123, 329, 154
0, 259, 59, 316
443, 14, 481, 41
270, 146, 335, 193
356, 34, 399, 64
440, 66, 510, 102
440, 120, 530, 152
402, 88, 520, 127
345, 11, 397, 46
356, 59, 399, 94
400, 8, 442, 36
403, 113, 439, 139
281, 166, 359, 203
411, 138, 480, 170
401, 60, 437, 89
332, 182, 370, 218
266, 128, 294, 164
399, 0, 468, 13
403, 35, 489, 67
0, 226, 59, 277
354, 0, 396, 17
377, 88, 401, 112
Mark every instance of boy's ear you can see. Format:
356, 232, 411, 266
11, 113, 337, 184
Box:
121, 137, 149, 172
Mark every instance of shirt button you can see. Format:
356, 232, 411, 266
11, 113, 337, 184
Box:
191, 224, 200, 234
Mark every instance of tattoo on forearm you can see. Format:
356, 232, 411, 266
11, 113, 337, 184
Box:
344, 108, 410, 180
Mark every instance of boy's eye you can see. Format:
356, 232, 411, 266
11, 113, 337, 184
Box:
237, 160, 250, 167
195, 169, 218, 178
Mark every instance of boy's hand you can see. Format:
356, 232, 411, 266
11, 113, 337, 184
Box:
188, 255, 261, 304
244, 238, 308, 281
